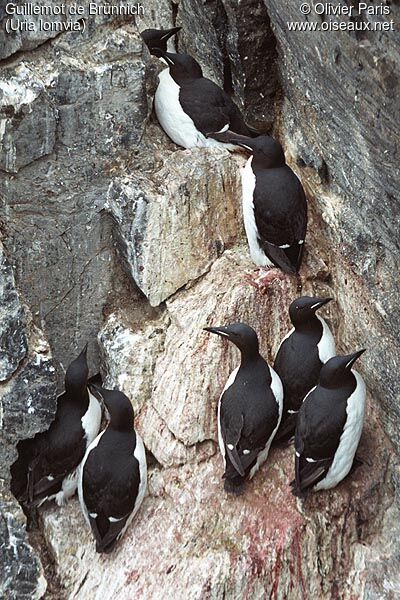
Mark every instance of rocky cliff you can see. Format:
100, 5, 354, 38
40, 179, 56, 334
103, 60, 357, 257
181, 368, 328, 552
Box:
0, 1, 399, 598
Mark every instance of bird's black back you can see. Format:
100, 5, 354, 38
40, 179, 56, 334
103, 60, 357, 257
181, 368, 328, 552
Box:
12, 390, 90, 507
221, 357, 279, 477
179, 77, 253, 136
296, 380, 356, 461
274, 322, 323, 414
82, 428, 140, 521
253, 166, 307, 249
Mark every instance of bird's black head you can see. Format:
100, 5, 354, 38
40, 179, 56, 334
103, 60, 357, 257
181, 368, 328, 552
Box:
153, 50, 203, 81
65, 343, 89, 398
319, 350, 366, 388
90, 385, 134, 432
140, 27, 181, 55
289, 296, 333, 326
229, 134, 285, 169
204, 322, 260, 359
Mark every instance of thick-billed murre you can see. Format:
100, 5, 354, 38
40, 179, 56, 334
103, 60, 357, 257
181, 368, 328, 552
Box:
210, 133, 308, 284
274, 296, 336, 442
292, 349, 366, 496
154, 50, 257, 149
16, 344, 102, 510
78, 386, 147, 554
204, 323, 283, 494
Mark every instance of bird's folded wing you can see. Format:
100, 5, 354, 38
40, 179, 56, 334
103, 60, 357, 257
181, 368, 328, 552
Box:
89, 512, 129, 554
23, 458, 66, 506
293, 453, 332, 496
274, 413, 297, 443
223, 413, 245, 477
30, 472, 65, 501
263, 241, 299, 274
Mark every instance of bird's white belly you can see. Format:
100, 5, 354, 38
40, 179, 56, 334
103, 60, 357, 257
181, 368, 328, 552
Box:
218, 366, 239, 467
155, 69, 236, 150
81, 390, 102, 445
316, 316, 336, 364
131, 432, 147, 518
314, 371, 366, 490
241, 157, 273, 267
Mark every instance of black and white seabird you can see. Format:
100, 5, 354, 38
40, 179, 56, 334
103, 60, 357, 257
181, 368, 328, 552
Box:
204, 323, 283, 494
78, 386, 147, 554
274, 296, 336, 442
19, 344, 102, 509
210, 134, 308, 282
292, 349, 366, 497
140, 26, 181, 56
153, 50, 257, 149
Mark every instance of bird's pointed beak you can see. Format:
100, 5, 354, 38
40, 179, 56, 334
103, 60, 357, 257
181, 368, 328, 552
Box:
160, 26, 181, 40
310, 297, 333, 311
225, 133, 257, 151
79, 342, 89, 358
203, 326, 231, 339
344, 349, 366, 370
152, 48, 176, 66
89, 383, 104, 401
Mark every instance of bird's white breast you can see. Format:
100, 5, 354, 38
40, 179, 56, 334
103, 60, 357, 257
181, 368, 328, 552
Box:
241, 157, 272, 267
154, 69, 237, 150
81, 390, 102, 445
316, 316, 336, 364
314, 370, 366, 491
218, 366, 239, 466
132, 432, 147, 515
155, 70, 214, 149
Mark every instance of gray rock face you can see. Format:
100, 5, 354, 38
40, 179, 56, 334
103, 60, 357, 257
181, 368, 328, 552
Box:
106, 149, 242, 306
0, 278, 57, 599
0, 491, 47, 600
1, 327, 57, 479
0, 65, 56, 173
0, 0, 63, 61
0, 20, 150, 376
176, 0, 279, 129
0, 242, 27, 381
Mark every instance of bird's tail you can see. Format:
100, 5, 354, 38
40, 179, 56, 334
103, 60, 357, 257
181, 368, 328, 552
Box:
223, 463, 246, 495
223, 475, 246, 495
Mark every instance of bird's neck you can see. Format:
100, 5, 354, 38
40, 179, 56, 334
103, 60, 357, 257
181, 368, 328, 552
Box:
251, 155, 285, 171
322, 371, 356, 391
293, 316, 322, 335
67, 385, 89, 403
239, 349, 261, 366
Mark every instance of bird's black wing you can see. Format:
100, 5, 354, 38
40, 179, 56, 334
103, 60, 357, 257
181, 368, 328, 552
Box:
274, 331, 323, 442
179, 78, 253, 136
82, 430, 141, 553
253, 168, 308, 273
220, 363, 279, 478
18, 396, 87, 507
292, 387, 347, 496
223, 413, 246, 477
